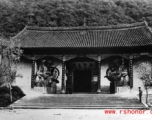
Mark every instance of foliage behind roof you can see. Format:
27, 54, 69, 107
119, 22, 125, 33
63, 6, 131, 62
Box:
0, 38, 10, 47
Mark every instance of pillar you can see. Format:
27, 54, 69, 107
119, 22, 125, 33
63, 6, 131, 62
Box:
0, 54, 1, 64
61, 56, 66, 94
97, 55, 101, 93
129, 55, 133, 88
31, 60, 35, 88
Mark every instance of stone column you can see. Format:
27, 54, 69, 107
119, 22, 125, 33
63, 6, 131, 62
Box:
129, 55, 133, 88
31, 60, 35, 88
61, 56, 66, 94
97, 55, 101, 93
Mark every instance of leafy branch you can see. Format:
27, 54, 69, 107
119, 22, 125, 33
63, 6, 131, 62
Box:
137, 62, 152, 104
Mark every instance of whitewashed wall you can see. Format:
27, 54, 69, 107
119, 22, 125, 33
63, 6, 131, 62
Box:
55, 62, 62, 92
100, 62, 110, 86
15, 57, 32, 94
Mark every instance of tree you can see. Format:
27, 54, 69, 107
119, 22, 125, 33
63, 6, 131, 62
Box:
1, 0, 152, 38
137, 62, 152, 104
0, 38, 23, 101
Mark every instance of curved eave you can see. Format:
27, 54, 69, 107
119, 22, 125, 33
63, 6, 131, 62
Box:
20, 44, 152, 49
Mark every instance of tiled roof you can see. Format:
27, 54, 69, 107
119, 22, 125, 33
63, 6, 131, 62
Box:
12, 21, 152, 48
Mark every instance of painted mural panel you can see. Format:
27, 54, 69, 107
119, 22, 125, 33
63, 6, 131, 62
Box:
101, 56, 129, 86
34, 57, 62, 93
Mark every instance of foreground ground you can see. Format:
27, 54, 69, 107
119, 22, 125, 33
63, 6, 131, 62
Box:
0, 109, 152, 120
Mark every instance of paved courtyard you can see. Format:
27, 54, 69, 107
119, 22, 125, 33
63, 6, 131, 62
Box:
0, 109, 152, 120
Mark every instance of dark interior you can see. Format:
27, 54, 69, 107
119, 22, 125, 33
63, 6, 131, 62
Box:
73, 70, 92, 93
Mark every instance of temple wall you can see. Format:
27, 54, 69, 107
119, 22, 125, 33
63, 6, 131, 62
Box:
14, 57, 32, 94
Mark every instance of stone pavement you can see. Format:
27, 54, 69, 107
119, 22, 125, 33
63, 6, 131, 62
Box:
11, 92, 147, 109
1, 109, 152, 120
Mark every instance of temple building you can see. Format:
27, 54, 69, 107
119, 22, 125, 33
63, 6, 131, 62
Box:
12, 21, 152, 94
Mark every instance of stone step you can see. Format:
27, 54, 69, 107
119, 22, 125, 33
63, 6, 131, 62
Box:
12, 94, 147, 109
12, 106, 148, 110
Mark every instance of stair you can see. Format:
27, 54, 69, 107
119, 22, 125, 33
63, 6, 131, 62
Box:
11, 94, 147, 109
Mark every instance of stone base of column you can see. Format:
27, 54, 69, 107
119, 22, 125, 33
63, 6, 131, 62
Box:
130, 86, 133, 93
61, 88, 66, 94
31, 86, 34, 89
97, 88, 101, 93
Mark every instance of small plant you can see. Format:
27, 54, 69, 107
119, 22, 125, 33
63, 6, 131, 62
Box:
0, 86, 25, 107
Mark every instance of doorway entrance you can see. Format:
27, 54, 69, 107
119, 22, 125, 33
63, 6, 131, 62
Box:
73, 70, 92, 93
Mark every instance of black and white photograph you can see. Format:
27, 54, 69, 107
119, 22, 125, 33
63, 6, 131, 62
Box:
0, 0, 152, 120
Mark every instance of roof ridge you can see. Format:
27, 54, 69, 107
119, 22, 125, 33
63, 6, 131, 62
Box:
26, 22, 146, 31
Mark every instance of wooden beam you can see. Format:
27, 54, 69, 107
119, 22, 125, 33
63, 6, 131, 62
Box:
31, 60, 35, 88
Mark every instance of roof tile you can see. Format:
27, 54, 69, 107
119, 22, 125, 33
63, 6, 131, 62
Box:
12, 22, 152, 48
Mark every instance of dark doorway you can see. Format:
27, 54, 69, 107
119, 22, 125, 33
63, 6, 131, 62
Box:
73, 70, 92, 93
